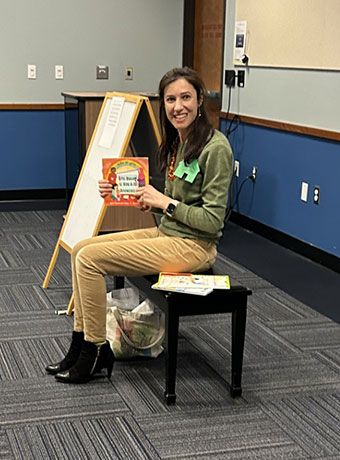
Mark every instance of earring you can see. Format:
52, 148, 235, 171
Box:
198, 106, 202, 117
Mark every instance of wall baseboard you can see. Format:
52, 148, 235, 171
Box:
0, 189, 67, 211
230, 211, 340, 274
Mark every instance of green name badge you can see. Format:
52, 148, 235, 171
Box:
174, 159, 200, 183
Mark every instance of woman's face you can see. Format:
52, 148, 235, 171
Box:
163, 77, 201, 142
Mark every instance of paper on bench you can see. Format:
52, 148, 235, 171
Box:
151, 272, 230, 296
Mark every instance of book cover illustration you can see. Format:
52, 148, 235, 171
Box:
102, 157, 149, 206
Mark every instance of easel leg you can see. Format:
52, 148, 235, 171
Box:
43, 244, 61, 288
66, 294, 74, 316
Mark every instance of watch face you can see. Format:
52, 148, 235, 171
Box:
166, 203, 176, 215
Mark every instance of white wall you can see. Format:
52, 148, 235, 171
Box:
223, 0, 340, 132
0, 0, 184, 103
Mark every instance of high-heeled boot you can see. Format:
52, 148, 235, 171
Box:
55, 340, 114, 384
46, 330, 84, 375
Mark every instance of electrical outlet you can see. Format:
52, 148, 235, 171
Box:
237, 70, 245, 87
234, 160, 240, 177
125, 67, 133, 80
313, 186, 320, 205
251, 166, 257, 182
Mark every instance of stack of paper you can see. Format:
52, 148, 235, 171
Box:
151, 272, 230, 296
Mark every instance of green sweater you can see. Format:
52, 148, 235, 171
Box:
158, 129, 233, 245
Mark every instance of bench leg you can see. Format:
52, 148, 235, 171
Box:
164, 307, 179, 405
230, 297, 247, 397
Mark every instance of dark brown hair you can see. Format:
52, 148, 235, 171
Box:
158, 67, 214, 172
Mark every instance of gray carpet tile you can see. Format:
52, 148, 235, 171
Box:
317, 347, 340, 374
0, 429, 11, 460
0, 267, 40, 286
0, 310, 72, 341
181, 316, 301, 365
262, 393, 340, 458
4, 414, 161, 460
0, 285, 55, 312
0, 335, 78, 380
0, 249, 26, 269
43, 287, 74, 310
6, 231, 60, 252
240, 354, 340, 398
136, 406, 308, 459
214, 253, 254, 277
0, 236, 12, 252
0, 377, 128, 428
113, 341, 245, 416
269, 318, 340, 351
30, 263, 72, 287
19, 246, 70, 266
216, 254, 275, 292
0, 210, 64, 227
248, 289, 326, 322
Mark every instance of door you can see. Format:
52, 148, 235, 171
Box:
183, 0, 226, 128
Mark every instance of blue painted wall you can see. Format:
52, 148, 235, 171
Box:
221, 119, 340, 258
0, 110, 65, 190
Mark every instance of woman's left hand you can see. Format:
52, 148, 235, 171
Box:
135, 185, 172, 211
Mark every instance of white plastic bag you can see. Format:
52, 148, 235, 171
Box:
106, 298, 165, 359
106, 286, 139, 311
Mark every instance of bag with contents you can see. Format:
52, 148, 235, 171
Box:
106, 286, 139, 311
106, 298, 165, 359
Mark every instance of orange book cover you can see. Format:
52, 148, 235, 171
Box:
102, 157, 149, 206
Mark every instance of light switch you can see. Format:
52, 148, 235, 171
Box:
55, 65, 64, 79
27, 64, 37, 79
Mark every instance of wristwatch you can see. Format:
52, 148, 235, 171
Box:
165, 200, 178, 217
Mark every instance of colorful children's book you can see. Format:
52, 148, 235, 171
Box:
151, 272, 230, 295
102, 157, 149, 206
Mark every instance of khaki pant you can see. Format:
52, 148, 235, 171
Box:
72, 227, 217, 342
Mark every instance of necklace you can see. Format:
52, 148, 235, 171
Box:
168, 137, 179, 180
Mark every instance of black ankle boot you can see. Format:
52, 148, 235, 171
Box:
46, 331, 84, 375
55, 340, 114, 384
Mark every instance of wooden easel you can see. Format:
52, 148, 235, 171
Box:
43, 92, 161, 314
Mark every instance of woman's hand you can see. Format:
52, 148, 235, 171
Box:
135, 185, 172, 211
98, 179, 112, 198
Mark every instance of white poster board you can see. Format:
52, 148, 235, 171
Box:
61, 96, 137, 250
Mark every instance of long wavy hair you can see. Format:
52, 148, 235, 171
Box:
158, 67, 214, 172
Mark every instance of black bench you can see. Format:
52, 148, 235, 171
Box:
115, 269, 251, 405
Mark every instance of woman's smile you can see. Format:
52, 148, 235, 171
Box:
164, 77, 201, 141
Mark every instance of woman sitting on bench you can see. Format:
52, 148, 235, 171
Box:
46, 66, 234, 384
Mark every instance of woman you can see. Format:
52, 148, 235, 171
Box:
46, 67, 233, 384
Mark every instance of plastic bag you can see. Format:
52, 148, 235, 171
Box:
106, 298, 165, 359
106, 286, 139, 311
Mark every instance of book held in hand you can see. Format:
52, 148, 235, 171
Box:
151, 272, 230, 296
102, 157, 149, 206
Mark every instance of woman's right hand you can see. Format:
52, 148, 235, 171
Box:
98, 179, 112, 198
